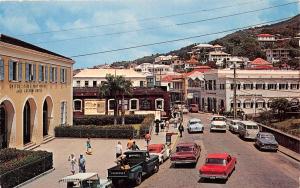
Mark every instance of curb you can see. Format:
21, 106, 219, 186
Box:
171, 133, 179, 151
278, 148, 300, 162
14, 168, 55, 188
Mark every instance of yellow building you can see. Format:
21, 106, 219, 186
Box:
0, 34, 74, 149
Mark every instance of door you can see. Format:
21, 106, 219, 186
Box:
23, 101, 31, 144
43, 101, 48, 136
0, 106, 7, 149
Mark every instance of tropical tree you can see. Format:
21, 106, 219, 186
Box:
99, 74, 132, 125
270, 98, 290, 121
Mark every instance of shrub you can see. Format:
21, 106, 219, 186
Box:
74, 115, 146, 126
55, 125, 136, 139
139, 115, 155, 138
0, 148, 53, 188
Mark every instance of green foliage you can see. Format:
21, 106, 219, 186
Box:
73, 115, 146, 126
0, 148, 53, 188
270, 98, 290, 120
139, 114, 155, 137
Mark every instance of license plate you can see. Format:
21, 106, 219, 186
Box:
210, 177, 216, 179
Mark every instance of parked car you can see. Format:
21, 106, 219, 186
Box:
189, 104, 199, 113
148, 144, 171, 164
255, 132, 278, 152
170, 142, 201, 166
59, 172, 112, 188
238, 121, 259, 140
199, 153, 237, 181
228, 119, 241, 133
182, 105, 189, 114
107, 150, 159, 186
210, 116, 227, 132
187, 118, 204, 133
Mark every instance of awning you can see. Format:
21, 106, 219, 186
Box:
59, 173, 98, 183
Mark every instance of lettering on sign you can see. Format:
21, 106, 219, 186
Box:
9, 83, 46, 93
84, 100, 106, 115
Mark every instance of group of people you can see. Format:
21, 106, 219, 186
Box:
115, 137, 143, 159
154, 119, 170, 135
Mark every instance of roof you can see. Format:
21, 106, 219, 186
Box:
74, 68, 146, 78
246, 65, 277, 70
240, 121, 257, 125
59, 173, 98, 182
0, 34, 73, 61
207, 153, 229, 159
161, 74, 183, 82
257, 34, 274, 37
209, 51, 230, 56
194, 43, 213, 48
177, 142, 195, 147
250, 58, 272, 65
186, 56, 198, 64
213, 44, 223, 48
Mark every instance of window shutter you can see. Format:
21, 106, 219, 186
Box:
255, 103, 258, 108
286, 84, 288, 89
255, 84, 258, 89
251, 102, 253, 108
45, 65, 48, 82
18, 62, 22, 81
263, 102, 265, 108
263, 84, 265, 90
274, 84, 277, 90
230, 84, 233, 90
33, 64, 36, 81
25, 63, 29, 81
60, 68, 63, 83
0, 59, 4, 80
39, 65, 42, 81
243, 103, 246, 108
251, 84, 253, 90
50, 66, 53, 82
9, 61, 13, 81
297, 84, 299, 89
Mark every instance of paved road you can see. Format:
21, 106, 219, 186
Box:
140, 113, 300, 188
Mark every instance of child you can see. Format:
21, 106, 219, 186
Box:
86, 137, 92, 155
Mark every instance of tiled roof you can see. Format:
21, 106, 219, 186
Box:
161, 74, 183, 82
257, 34, 274, 37
246, 65, 278, 70
250, 58, 272, 65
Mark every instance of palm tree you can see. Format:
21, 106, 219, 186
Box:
99, 74, 132, 125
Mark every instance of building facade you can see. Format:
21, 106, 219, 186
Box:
265, 48, 290, 64
201, 69, 300, 115
0, 34, 74, 149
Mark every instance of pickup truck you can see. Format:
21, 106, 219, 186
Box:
107, 150, 159, 186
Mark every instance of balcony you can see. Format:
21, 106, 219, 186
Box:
73, 87, 99, 97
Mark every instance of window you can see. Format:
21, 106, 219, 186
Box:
243, 100, 253, 109
76, 81, 80, 87
60, 101, 67, 125
268, 83, 277, 90
243, 83, 253, 90
213, 80, 216, 90
230, 83, 241, 90
39, 65, 46, 82
231, 101, 241, 108
85, 81, 89, 87
140, 81, 144, 87
60, 68, 67, 83
155, 99, 164, 110
9, 60, 21, 81
130, 99, 139, 110
50, 66, 57, 83
93, 81, 97, 87
290, 84, 299, 90
25, 63, 36, 81
279, 83, 288, 90
73, 100, 82, 112
140, 99, 151, 110
255, 83, 265, 90
0, 59, 4, 81
219, 84, 225, 90
256, 100, 265, 108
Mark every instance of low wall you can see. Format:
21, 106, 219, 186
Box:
258, 123, 300, 154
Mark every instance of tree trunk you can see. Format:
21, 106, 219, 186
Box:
114, 95, 117, 126
121, 94, 125, 126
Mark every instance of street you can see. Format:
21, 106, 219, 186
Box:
140, 113, 300, 188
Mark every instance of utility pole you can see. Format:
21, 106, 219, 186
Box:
233, 63, 237, 119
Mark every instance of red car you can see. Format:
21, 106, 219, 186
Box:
170, 142, 201, 166
189, 104, 199, 113
199, 153, 237, 180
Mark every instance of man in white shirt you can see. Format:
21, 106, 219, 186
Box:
116, 141, 123, 158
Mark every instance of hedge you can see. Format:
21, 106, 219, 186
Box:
139, 114, 155, 138
74, 115, 146, 126
55, 125, 137, 139
0, 148, 53, 188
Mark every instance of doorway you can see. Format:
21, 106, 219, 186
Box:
23, 101, 31, 144
0, 106, 7, 149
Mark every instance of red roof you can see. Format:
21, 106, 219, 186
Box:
246, 65, 278, 70
207, 153, 229, 159
250, 58, 272, 65
161, 74, 183, 82
257, 34, 274, 37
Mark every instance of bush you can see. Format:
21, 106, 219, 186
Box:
0, 148, 53, 188
55, 125, 136, 139
139, 115, 155, 138
74, 115, 146, 126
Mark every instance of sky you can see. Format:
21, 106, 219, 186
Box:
0, 0, 299, 68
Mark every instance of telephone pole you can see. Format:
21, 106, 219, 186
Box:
233, 63, 237, 119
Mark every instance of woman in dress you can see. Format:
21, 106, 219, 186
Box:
68, 153, 77, 175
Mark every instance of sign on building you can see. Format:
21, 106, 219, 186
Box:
84, 99, 106, 115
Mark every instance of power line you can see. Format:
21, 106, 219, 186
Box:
36, 1, 298, 44
68, 17, 292, 58
15, 0, 267, 37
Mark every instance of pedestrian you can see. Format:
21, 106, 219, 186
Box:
155, 119, 160, 135
127, 137, 134, 150
165, 119, 170, 132
116, 141, 123, 158
178, 123, 184, 137
132, 141, 140, 150
86, 137, 92, 155
145, 132, 151, 147
78, 154, 86, 173
68, 153, 77, 175
160, 120, 165, 132
174, 116, 179, 128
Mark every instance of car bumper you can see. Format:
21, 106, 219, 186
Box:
244, 135, 257, 139
200, 174, 227, 179
172, 160, 197, 164
189, 128, 204, 132
211, 127, 226, 131
260, 145, 278, 150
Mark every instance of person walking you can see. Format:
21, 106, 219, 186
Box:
86, 137, 92, 155
165, 119, 170, 132
145, 132, 151, 147
127, 137, 134, 150
78, 154, 86, 173
132, 141, 140, 150
160, 120, 165, 132
68, 153, 77, 175
155, 119, 160, 135
116, 141, 123, 158
178, 123, 184, 137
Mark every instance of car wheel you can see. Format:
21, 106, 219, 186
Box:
135, 173, 142, 185
153, 164, 159, 173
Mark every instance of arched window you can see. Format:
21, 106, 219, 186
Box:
256, 99, 266, 108
231, 100, 241, 108
108, 99, 115, 111
243, 100, 253, 109
155, 98, 164, 110
73, 99, 82, 112
129, 99, 139, 111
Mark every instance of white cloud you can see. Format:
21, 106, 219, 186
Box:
0, 15, 40, 34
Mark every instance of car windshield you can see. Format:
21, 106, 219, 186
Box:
190, 121, 201, 125
246, 125, 258, 129
212, 117, 226, 121
206, 158, 226, 165
176, 146, 193, 152
261, 134, 274, 139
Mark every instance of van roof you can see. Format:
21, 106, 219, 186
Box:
240, 121, 257, 125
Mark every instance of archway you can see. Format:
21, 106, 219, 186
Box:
43, 96, 53, 137
0, 100, 15, 149
23, 101, 31, 144
0, 105, 6, 149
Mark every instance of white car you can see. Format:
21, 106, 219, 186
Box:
238, 121, 260, 140
148, 144, 171, 164
182, 106, 189, 114
210, 116, 227, 132
187, 118, 204, 133
228, 119, 241, 133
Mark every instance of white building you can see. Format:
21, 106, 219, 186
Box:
154, 55, 178, 65
257, 34, 276, 42
208, 51, 231, 66
226, 56, 249, 68
73, 68, 147, 87
201, 69, 300, 114
265, 48, 290, 64
134, 63, 173, 75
